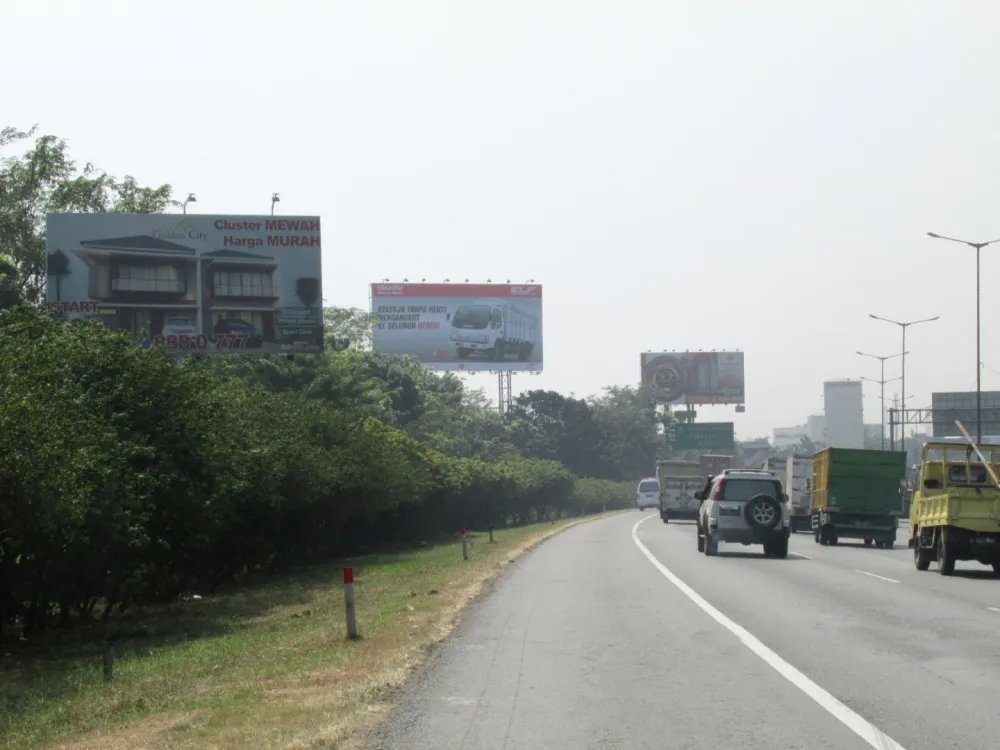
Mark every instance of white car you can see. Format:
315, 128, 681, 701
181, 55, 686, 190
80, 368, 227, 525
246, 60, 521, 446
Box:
161, 317, 197, 337
636, 478, 660, 510
696, 469, 790, 558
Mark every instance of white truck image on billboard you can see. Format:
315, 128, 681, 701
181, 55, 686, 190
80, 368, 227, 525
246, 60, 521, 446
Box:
448, 299, 539, 362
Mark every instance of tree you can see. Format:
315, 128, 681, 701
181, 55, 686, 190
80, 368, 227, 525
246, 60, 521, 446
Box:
588, 385, 670, 479
0, 252, 17, 309
0, 125, 172, 306
323, 306, 376, 350
507, 389, 613, 478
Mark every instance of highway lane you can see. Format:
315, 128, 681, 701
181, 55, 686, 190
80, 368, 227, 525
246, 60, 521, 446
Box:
639, 516, 1000, 749
370, 513, 871, 749
785, 524, 1000, 613
367, 511, 1000, 749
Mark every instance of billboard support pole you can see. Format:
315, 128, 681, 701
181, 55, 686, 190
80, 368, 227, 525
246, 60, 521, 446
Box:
498, 370, 513, 413
194, 255, 204, 335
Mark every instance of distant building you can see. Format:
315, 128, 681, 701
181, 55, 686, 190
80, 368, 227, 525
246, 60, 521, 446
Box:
930, 391, 1000, 437
864, 423, 883, 447
824, 380, 864, 449
807, 414, 826, 444
773, 425, 809, 448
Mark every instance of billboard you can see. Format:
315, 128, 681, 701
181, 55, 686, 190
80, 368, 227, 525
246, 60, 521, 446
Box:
45, 214, 324, 355
640, 351, 744, 405
675, 422, 735, 453
370, 283, 543, 372
931, 391, 1000, 437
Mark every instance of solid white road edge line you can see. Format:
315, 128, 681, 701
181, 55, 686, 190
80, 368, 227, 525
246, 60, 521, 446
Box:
790, 551, 813, 559
632, 515, 908, 750
854, 569, 901, 584
988, 607, 1000, 613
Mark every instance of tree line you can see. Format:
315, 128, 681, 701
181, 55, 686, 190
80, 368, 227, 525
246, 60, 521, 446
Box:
0, 126, 674, 638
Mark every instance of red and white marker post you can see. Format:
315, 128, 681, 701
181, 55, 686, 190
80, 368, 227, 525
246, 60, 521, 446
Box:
461, 526, 469, 561
343, 567, 359, 639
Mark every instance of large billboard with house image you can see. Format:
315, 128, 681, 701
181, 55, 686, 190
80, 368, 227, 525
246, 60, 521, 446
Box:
45, 214, 323, 354
370, 283, 543, 372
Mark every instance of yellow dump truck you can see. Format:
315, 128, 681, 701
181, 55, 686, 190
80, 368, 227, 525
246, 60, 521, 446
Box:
909, 440, 1000, 575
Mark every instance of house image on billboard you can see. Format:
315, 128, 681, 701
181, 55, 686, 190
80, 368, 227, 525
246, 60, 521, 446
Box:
69, 234, 280, 345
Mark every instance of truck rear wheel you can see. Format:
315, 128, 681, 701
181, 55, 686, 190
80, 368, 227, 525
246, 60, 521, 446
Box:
913, 533, 932, 570
937, 531, 956, 576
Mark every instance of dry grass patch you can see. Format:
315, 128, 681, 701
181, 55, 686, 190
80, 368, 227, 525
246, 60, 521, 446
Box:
1, 513, 618, 750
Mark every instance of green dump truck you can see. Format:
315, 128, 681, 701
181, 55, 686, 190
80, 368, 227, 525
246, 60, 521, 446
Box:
811, 447, 906, 548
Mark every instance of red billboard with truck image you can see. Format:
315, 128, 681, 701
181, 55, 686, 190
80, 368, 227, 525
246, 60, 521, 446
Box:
370, 283, 543, 372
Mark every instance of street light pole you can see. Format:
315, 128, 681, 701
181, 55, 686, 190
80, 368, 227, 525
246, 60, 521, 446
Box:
869, 314, 939, 447
927, 232, 1000, 443
858, 351, 907, 450
182, 192, 197, 214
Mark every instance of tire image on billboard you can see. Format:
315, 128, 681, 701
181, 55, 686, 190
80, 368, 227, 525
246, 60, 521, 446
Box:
370, 283, 543, 372
642, 354, 688, 402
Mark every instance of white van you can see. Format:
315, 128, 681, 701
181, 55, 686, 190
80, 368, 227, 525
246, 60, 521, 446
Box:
636, 478, 660, 510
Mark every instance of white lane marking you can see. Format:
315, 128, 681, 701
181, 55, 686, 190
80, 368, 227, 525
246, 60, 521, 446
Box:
790, 551, 813, 559
988, 607, 1000, 613
632, 515, 908, 750
854, 569, 901, 584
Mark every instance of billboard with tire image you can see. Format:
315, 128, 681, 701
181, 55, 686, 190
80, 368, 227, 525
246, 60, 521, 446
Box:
640, 351, 745, 405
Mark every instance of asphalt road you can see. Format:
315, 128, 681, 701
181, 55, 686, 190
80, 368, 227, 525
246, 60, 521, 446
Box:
367, 512, 1000, 750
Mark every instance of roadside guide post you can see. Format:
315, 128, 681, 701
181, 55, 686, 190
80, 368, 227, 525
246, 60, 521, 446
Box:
343, 567, 359, 640
461, 527, 469, 561
101, 641, 114, 683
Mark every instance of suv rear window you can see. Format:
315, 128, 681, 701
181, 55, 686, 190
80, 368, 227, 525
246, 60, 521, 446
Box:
720, 478, 781, 502
638, 481, 659, 493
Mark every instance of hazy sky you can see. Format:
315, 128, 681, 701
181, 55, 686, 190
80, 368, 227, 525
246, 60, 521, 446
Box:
7, 1, 1000, 438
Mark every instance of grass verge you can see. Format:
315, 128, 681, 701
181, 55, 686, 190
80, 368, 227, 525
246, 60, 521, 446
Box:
1, 513, 619, 750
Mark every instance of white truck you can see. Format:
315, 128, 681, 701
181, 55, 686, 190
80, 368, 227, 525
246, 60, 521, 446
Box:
657, 459, 702, 523
786, 454, 814, 532
763, 455, 813, 532
447, 300, 540, 362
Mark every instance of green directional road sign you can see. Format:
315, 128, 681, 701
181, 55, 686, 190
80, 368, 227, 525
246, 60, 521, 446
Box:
675, 422, 735, 453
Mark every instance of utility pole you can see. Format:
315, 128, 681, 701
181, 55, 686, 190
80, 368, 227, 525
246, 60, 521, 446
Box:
869, 314, 939, 440
927, 232, 1000, 443
858, 350, 907, 450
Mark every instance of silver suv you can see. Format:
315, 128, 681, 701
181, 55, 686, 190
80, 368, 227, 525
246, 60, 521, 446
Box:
695, 469, 790, 558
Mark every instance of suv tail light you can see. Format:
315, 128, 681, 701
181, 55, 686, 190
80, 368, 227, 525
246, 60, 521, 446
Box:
711, 480, 724, 500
